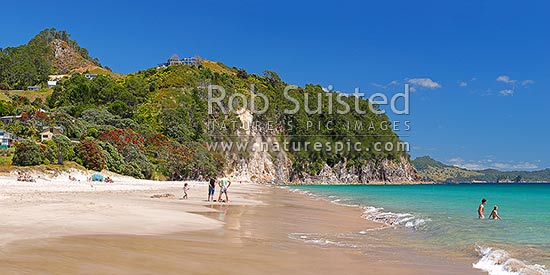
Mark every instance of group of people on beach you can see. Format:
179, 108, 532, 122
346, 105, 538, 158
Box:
180, 174, 232, 203
478, 198, 501, 220
16, 172, 35, 182
208, 175, 231, 202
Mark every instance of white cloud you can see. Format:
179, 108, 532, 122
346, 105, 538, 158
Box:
496, 75, 516, 84
407, 78, 442, 89
448, 158, 488, 170
447, 157, 538, 171
459, 81, 468, 87
497, 75, 534, 89
460, 163, 488, 170
499, 89, 514, 96
409, 86, 417, 92
493, 162, 538, 170
372, 80, 400, 89
448, 157, 464, 164
521, 80, 535, 87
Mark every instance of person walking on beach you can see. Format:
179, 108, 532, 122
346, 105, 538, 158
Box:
489, 205, 501, 220
478, 198, 487, 219
218, 175, 231, 203
208, 177, 216, 202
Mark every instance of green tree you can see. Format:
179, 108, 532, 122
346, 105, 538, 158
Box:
12, 140, 44, 166
52, 134, 74, 164
122, 144, 153, 179
99, 141, 126, 174
42, 140, 59, 165
0, 100, 15, 116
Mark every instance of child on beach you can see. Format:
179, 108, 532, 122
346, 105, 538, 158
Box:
181, 183, 189, 200
489, 205, 501, 220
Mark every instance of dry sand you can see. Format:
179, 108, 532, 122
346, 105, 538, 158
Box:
0, 171, 258, 247
0, 172, 483, 274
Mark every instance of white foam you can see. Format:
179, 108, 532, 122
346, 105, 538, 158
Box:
288, 233, 360, 248
404, 218, 431, 228
360, 206, 430, 230
473, 246, 548, 275
282, 187, 315, 197
358, 227, 388, 234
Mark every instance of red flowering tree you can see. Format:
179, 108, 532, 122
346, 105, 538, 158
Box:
98, 128, 145, 152
20, 110, 51, 125
75, 138, 106, 171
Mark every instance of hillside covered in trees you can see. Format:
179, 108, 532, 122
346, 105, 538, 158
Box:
0, 29, 418, 183
0, 28, 105, 90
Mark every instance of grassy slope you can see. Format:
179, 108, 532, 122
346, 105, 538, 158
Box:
2, 89, 53, 103
413, 156, 485, 182
201, 60, 236, 75
70, 65, 124, 79
419, 166, 483, 182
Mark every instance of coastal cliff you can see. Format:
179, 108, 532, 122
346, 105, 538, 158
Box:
229, 148, 420, 184
227, 110, 420, 184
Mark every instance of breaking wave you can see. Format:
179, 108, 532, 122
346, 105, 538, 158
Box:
360, 206, 431, 229
473, 246, 548, 275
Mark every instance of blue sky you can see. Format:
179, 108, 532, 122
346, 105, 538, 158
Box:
1, 0, 549, 170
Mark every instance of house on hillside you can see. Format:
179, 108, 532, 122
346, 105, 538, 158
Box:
158, 54, 201, 68
40, 130, 54, 142
168, 54, 182, 66
0, 130, 13, 149
182, 57, 200, 66
84, 74, 97, 80
42, 126, 64, 135
27, 86, 41, 91
47, 81, 57, 88
1, 115, 22, 124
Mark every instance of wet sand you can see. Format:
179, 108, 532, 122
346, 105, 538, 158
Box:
0, 182, 483, 275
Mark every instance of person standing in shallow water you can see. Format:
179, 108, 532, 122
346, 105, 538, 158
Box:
478, 198, 487, 219
208, 177, 216, 202
489, 205, 501, 220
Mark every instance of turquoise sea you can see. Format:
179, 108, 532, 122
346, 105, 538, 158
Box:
290, 184, 550, 275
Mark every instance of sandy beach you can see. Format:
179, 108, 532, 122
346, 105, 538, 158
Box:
0, 171, 483, 275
